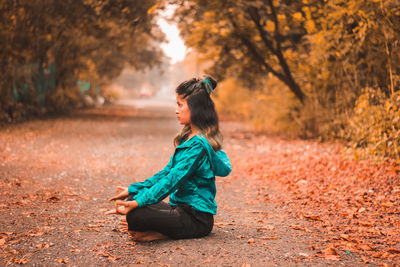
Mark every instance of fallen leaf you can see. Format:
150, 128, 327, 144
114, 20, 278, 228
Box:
35, 243, 53, 248
371, 251, 389, 259
291, 225, 312, 233
8, 249, 19, 255
325, 247, 338, 255
89, 220, 105, 223
88, 224, 103, 228
87, 224, 102, 232
257, 225, 275, 231
97, 242, 116, 248
323, 247, 340, 260
10, 258, 28, 264
96, 251, 120, 261
260, 236, 280, 240
0, 232, 13, 235
388, 248, 400, 254
26, 231, 44, 237
358, 221, 373, 227
214, 222, 235, 228
357, 244, 373, 251
381, 201, 394, 208
55, 258, 68, 264
46, 196, 60, 202
247, 210, 264, 214
302, 214, 321, 221
361, 256, 370, 263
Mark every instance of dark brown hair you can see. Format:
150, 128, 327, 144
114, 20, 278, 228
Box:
173, 76, 223, 151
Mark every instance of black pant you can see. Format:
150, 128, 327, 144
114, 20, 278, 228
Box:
126, 201, 213, 240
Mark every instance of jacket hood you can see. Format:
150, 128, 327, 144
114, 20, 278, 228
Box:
179, 134, 232, 177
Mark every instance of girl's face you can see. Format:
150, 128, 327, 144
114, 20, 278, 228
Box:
176, 94, 191, 125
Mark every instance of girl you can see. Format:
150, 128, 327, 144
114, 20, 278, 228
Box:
106, 76, 232, 241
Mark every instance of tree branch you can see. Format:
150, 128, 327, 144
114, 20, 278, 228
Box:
247, 7, 277, 55
226, 14, 286, 82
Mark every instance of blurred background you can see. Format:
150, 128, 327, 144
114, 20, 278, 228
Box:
1, 0, 399, 159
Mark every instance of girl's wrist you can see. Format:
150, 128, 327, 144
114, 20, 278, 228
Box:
131, 200, 139, 208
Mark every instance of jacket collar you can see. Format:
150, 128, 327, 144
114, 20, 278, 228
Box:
176, 134, 232, 177
177, 134, 203, 148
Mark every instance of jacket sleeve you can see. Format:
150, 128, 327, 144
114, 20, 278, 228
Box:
216, 150, 232, 177
128, 156, 173, 195
133, 141, 206, 207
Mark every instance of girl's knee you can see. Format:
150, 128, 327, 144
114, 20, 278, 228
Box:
126, 208, 148, 231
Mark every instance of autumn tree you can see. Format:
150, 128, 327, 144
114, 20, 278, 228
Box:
0, 0, 164, 118
302, 0, 400, 157
173, 0, 308, 103
174, 0, 399, 151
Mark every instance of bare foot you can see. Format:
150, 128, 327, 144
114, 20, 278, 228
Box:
120, 223, 128, 232
128, 230, 168, 242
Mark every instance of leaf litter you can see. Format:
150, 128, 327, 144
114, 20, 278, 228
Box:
230, 135, 400, 265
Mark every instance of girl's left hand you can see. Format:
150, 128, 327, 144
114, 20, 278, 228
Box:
108, 186, 129, 202
104, 200, 139, 215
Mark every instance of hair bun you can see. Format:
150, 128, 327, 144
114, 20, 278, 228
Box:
201, 75, 217, 94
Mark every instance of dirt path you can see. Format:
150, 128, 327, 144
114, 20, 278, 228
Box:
0, 101, 389, 266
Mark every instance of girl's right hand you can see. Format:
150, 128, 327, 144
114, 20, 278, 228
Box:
107, 186, 129, 202
104, 200, 139, 215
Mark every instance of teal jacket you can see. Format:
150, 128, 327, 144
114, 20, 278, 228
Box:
128, 134, 232, 214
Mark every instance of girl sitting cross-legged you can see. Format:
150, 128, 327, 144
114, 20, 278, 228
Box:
106, 76, 232, 241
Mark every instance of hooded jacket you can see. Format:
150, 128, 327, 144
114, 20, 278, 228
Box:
128, 134, 232, 214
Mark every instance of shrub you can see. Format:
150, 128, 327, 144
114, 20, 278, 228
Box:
46, 86, 84, 112
214, 78, 252, 121
349, 88, 400, 161
214, 77, 303, 137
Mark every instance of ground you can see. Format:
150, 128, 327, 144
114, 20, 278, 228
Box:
0, 100, 399, 266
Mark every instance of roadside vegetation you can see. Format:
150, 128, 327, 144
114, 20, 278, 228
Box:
174, 0, 400, 161
2, 0, 399, 161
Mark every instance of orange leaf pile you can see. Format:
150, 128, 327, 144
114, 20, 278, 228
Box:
230, 136, 400, 264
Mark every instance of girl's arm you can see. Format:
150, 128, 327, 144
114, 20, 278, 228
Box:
133, 141, 206, 207
128, 156, 173, 195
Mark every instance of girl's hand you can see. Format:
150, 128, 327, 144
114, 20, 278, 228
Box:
104, 200, 139, 215
108, 186, 129, 202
